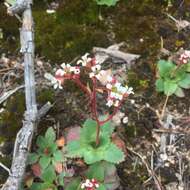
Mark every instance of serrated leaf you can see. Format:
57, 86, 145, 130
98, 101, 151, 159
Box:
95, 0, 119, 6
97, 184, 106, 190
101, 120, 114, 138
57, 172, 65, 186
86, 162, 105, 181
39, 155, 51, 170
65, 178, 81, 190
164, 80, 178, 96
45, 127, 56, 145
36, 136, 48, 150
28, 153, 39, 165
41, 165, 56, 183
174, 87, 185, 97
81, 119, 97, 143
178, 74, 190, 89
156, 79, 164, 92
66, 140, 82, 158
187, 63, 190, 72
29, 182, 54, 190
53, 150, 63, 162
157, 60, 176, 77
104, 143, 125, 164
83, 149, 104, 164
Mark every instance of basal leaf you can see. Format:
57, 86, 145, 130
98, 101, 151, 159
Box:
29, 182, 54, 190
97, 184, 106, 190
164, 80, 178, 96
41, 165, 56, 183
28, 153, 39, 165
39, 155, 51, 170
101, 120, 114, 138
95, 0, 119, 6
174, 87, 185, 97
53, 150, 63, 162
57, 172, 65, 186
83, 149, 104, 164
187, 63, 190, 72
81, 119, 97, 142
45, 127, 56, 145
66, 140, 83, 158
156, 78, 164, 92
65, 178, 81, 190
36, 136, 48, 150
86, 162, 105, 181
104, 143, 125, 164
158, 60, 176, 77
178, 74, 190, 89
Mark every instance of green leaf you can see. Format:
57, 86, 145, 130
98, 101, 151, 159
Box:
65, 178, 81, 190
83, 148, 104, 164
101, 120, 114, 138
45, 127, 56, 145
86, 162, 105, 181
66, 140, 82, 158
49, 143, 58, 155
39, 155, 51, 170
36, 136, 48, 150
157, 60, 176, 77
29, 182, 54, 190
156, 79, 164, 92
186, 63, 190, 72
5, 0, 16, 6
81, 119, 97, 143
104, 143, 125, 164
53, 150, 63, 162
41, 165, 56, 183
178, 74, 190, 89
27, 153, 39, 165
57, 172, 65, 186
164, 80, 178, 96
95, 0, 119, 6
97, 184, 106, 190
174, 87, 185, 97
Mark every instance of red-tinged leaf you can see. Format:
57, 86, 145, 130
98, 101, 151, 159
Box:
56, 136, 65, 147
66, 126, 81, 143
31, 163, 41, 177
54, 162, 63, 174
112, 133, 127, 156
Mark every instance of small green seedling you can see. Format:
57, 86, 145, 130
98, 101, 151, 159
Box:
27, 127, 65, 190
95, 0, 120, 6
156, 60, 190, 97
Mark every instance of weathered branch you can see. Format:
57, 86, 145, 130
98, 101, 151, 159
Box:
0, 1, 51, 189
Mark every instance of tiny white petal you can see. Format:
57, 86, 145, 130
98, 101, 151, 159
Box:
122, 116, 128, 124
106, 83, 112, 90
89, 72, 95, 78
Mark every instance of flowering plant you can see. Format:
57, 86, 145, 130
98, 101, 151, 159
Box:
45, 53, 133, 189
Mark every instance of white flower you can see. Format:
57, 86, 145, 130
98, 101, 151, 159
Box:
106, 99, 113, 107
107, 76, 113, 82
122, 116, 128, 124
46, 9, 56, 14
61, 63, 66, 69
77, 53, 91, 66
114, 100, 119, 107
74, 68, 80, 74
55, 69, 65, 76
89, 72, 95, 78
106, 83, 112, 90
115, 82, 121, 89
91, 64, 101, 72
126, 86, 134, 94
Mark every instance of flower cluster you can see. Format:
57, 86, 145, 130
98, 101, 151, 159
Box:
105, 76, 134, 107
179, 50, 190, 65
81, 179, 99, 190
46, 53, 134, 107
